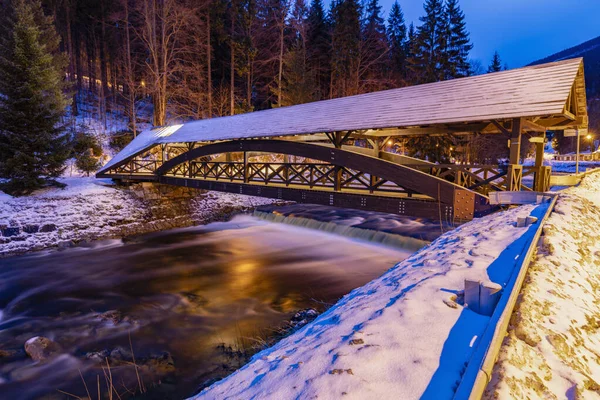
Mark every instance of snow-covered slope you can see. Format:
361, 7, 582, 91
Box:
486, 171, 600, 399
0, 177, 277, 257
192, 202, 548, 400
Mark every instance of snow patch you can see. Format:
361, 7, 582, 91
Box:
486, 171, 600, 399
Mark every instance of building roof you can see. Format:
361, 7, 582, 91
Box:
101, 58, 586, 173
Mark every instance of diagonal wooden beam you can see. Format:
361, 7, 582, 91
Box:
490, 120, 510, 135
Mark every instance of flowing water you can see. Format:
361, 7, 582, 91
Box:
0, 214, 427, 400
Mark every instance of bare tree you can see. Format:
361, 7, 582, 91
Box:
135, 0, 189, 127
113, 0, 140, 136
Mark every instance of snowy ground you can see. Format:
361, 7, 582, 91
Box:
486, 170, 600, 399
191, 201, 549, 399
523, 158, 600, 174
0, 177, 278, 257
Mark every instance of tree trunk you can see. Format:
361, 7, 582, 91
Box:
277, 22, 284, 106
206, 6, 212, 118
124, 0, 137, 137
230, 2, 235, 116
100, 0, 109, 124
65, 0, 77, 117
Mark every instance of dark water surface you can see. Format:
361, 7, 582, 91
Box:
0, 215, 417, 400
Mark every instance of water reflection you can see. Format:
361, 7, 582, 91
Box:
0, 216, 416, 399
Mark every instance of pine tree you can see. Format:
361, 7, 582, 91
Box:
444, 0, 472, 79
387, 1, 407, 84
280, 43, 318, 106
361, 0, 388, 92
280, 0, 318, 106
405, 135, 454, 163
409, 0, 446, 84
488, 51, 503, 73
306, 0, 330, 99
0, 0, 70, 195
330, 0, 362, 97
72, 126, 103, 176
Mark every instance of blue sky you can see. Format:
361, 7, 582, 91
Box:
374, 0, 600, 68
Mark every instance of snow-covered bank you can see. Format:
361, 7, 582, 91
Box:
486, 171, 600, 399
192, 203, 549, 399
0, 177, 278, 257
523, 158, 600, 174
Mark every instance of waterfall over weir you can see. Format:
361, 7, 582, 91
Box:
253, 210, 430, 252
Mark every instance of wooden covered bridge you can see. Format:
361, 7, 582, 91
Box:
98, 58, 587, 222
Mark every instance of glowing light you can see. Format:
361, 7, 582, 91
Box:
587, 134, 592, 140
449, 147, 454, 151
387, 140, 393, 145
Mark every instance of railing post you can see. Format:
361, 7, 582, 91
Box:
283, 154, 290, 186
243, 151, 249, 183
369, 174, 376, 193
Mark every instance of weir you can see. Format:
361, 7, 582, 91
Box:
253, 210, 430, 252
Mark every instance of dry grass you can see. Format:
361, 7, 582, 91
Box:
57, 332, 146, 400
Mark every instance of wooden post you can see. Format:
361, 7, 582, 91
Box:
334, 132, 342, 149
334, 166, 342, 191
161, 144, 167, 164
531, 135, 545, 191
243, 151, 249, 183
283, 154, 290, 185
576, 129, 580, 174
507, 118, 523, 191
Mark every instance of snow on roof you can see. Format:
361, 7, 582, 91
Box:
101, 58, 583, 173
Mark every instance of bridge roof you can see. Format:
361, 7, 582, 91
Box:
101, 58, 586, 173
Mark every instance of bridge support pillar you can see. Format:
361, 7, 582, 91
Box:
531, 136, 551, 192
334, 166, 342, 191
507, 118, 523, 191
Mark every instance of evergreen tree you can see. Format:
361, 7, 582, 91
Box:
405, 135, 454, 163
488, 51, 503, 73
409, 0, 446, 84
387, 1, 407, 84
280, 0, 318, 106
330, 0, 361, 97
0, 0, 70, 195
361, 0, 388, 92
280, 43, 318, 106
306, 0, 330, 99
72, 127, 103, 176
444, 0, 472, 79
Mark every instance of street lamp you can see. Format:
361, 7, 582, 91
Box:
586, 133, 594, 153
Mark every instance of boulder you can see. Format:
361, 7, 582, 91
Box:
22, 225, 39, 234
39, 224, 57, 233
24, 337, 60, 361
1, 227, 20, 237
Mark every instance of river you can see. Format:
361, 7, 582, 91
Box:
0, 214, 428, 399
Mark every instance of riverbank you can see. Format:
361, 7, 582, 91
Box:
192, 201, 547, 399
485, 170, 600, 398
0, 177, 280, 257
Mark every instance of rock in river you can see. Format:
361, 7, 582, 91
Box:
24, 337, 60, 361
